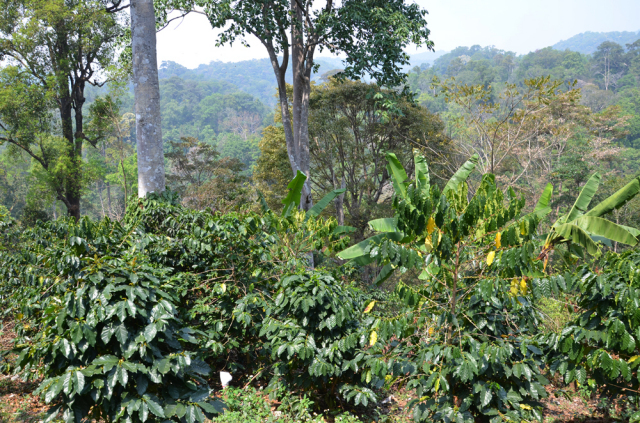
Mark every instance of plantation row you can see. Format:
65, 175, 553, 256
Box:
1, 152, 640, 422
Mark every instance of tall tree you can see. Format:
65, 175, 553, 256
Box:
435, 76, 585, 194
131, 0, 166, 196
161, 0, 432, 210
309, 78, 447, 233
0, 0, 123, 219
592, 41, 626, 91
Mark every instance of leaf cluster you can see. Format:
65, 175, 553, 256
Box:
2, 216, 223, 423
545, 250, 640, 422
338, 151, 552, 422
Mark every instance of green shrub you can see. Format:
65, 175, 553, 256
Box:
5, 217, 223, 422
546, 249, 640, 422
338, 153, 551, 422
258, 272, 375, 405
120, 191, 372, 406
0, 190, 373, 420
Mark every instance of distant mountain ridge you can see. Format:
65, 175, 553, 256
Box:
158, 50, 446, 106
552, 30, 640, 54
155, 30, 640, 107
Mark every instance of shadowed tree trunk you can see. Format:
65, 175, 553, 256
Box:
131, 0, 165, 196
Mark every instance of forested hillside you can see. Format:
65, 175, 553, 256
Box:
157, 52, 446, 107
157, 58, 343, 106
5, 1, 640, 421
552, 30, 640, 54
3, 34, 640, 225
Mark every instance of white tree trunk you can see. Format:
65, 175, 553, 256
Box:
131, 0, 165, 197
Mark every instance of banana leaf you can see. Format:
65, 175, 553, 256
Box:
618, 224, 640, 238
282, 171, 307, 217
414, 152, 430, 196
563, 172, 600, 224
552, 223, 599, 254
337, 232, 404, 260
386, 152, 409, 199
368, 218, 398, 232
585, 177, 640, 218
571, 216, 637, 246
306, 188, 346, 220
443, 154, 478, 195
332, 225, 357, 235
373, 263, 394, 286
534, 183, 553, 213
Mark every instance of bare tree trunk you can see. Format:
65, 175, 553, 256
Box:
97, 181, 106, 218
291, 0, 313, 211
131, 0, 165, 197
334, 177, 345, 226
121, 160, 128, 206
106, 181, 113, 215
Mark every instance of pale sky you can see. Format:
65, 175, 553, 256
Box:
156, 0, 640, 69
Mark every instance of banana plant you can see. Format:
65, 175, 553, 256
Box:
258, 170, 350, 222
281, 171, 347, 222
259, 171, 355, 260
337, 150, 555, 421
337, 151, 491, 284
540, 173, 640, 263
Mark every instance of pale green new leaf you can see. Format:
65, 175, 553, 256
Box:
442, 154, 478, 195
281, 171, 307, 217
585, 177, 640, 218
563, 173, 601, 224
386, 152, 408, 199
306, 188, 346, 220
368, 218, 398, 232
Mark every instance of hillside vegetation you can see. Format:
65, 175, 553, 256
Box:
4, 18, 640, 423
553, 30, 640, 54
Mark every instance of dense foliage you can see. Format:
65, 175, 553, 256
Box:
2, 4, 640, 420
1, 215, 225, 422
546, 249, 640, 421
0, 182, 387, 420
339, 152, 552, 421
2, 152, 640, 422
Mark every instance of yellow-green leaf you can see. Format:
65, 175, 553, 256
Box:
364, 301, 376, 314
427, 217, 436, 234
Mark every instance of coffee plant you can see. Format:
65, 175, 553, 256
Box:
545, 249, 640, 422
339, 152, 552, 422
4, 217, 223, 423
258, 271, 376, 406
0, 178, 373, 420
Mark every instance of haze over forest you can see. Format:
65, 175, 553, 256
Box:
3, 28, 640, 223
4, 1, 640, 421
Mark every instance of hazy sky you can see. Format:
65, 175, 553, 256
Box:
156, 0, 640, 69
